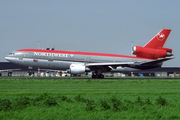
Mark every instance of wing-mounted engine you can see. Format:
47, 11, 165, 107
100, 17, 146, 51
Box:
67, 64, 90, 74
132, 46, 173, 59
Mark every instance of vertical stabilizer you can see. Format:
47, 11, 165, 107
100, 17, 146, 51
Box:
143, 29, 171, 48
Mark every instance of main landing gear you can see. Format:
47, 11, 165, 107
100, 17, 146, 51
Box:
92, 73, 104, 79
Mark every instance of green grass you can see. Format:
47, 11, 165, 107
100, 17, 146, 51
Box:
0, 78, 180, 119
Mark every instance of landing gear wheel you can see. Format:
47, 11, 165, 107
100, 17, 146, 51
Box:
100, 74, 104, 79
92, 75, 96, 78
92, 74, 104, 79
98, 74, 104, 79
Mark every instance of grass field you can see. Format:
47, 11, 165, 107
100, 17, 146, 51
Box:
0, 77, 180, 119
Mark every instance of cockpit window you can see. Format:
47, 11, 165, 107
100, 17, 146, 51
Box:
9, 53, 15, 56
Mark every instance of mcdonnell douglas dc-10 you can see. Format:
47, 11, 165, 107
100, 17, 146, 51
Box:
5, 29, 173, 78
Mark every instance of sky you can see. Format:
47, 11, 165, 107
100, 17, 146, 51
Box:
1, 0, 180, 66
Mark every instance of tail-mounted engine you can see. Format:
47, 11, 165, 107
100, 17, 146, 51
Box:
132, 46, 173, 59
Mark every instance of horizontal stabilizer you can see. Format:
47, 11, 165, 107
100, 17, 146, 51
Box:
140, 57, 174, 66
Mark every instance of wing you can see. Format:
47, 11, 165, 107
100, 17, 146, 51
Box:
85, 57, 173, 72
86, 62, 135, 72
140, 57, 174, 66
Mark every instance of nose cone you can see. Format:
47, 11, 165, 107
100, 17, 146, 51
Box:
5, 57, 10, 61
5, 57, 15, 62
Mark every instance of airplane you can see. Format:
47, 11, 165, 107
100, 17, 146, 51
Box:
5, 29, 173, 78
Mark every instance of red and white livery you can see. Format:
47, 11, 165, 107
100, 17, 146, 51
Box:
5, 29, 173, 78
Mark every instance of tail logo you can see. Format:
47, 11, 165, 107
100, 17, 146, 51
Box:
157, 33, 165, 41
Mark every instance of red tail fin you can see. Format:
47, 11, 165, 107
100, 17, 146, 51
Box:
144, 29, 171, 48
132, 29, 173, 59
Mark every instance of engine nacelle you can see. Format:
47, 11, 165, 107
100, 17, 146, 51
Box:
69, 64, 86, 74
132, 46, 173, 59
